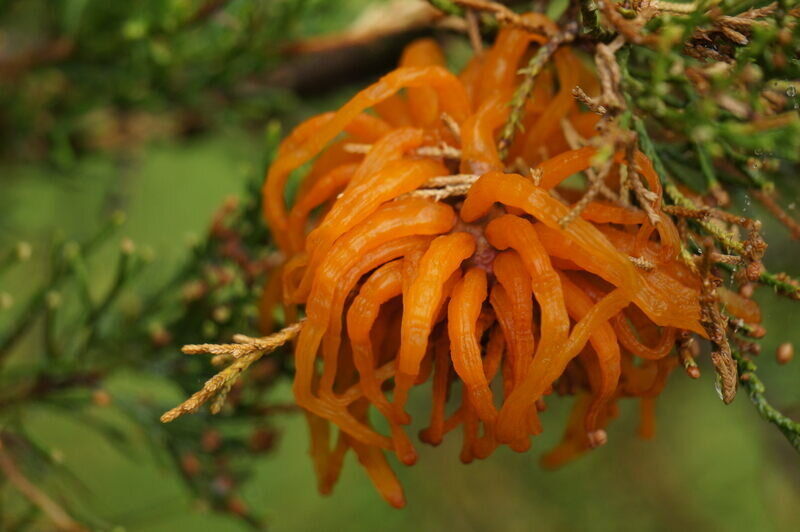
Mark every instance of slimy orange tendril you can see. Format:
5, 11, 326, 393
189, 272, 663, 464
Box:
260, 21, 715, 508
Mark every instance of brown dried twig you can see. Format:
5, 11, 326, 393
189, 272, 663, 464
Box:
698, 241, 738, 404
439, 0, 554, 36
406, 174, 480, 201
559, 160, 614, 227
691, 2, 778, 51
161, 321, 304, 422
572, 86, 608, 115
343, 142, 462, 160
677, 331, 702, 379
597, 0, 657, 46
628, 255, 656, 271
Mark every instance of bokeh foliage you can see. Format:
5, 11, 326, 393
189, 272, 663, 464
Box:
0, 0, 373, 164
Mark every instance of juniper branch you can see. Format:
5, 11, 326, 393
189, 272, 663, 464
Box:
161, 320, 304, 422
498, 22, 579, 160
733, 350, 800, 451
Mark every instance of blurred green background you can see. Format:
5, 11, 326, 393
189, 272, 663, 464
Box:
2, 1, 800, 530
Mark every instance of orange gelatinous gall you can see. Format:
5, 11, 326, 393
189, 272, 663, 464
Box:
256, 18, 729, 507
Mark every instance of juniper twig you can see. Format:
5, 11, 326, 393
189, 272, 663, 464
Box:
498, 21, 579, 159
161, 320, 304, 422
733, 349, 800, 451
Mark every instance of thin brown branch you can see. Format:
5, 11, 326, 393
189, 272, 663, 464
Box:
560, 118, 620, 204
445, 0, 553, 36
441, 112, 461, 139
559, 161, 613, 227
751, 189, 800, 240
465, 8, 484, 53
285, 1, 443, 55
0, 441, 86, 531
